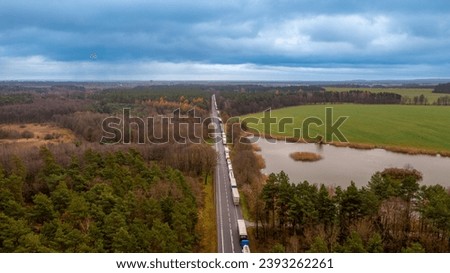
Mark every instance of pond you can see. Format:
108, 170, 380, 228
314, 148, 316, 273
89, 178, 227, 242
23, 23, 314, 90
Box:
253, 137, 450, 188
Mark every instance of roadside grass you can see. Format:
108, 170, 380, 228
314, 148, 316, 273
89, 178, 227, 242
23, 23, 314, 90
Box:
242, 104, 450, 154
239, 193, 251, 221
196, 176, 217, 252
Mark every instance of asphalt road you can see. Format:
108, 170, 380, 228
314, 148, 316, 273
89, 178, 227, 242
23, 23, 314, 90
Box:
211, 95, 243, 253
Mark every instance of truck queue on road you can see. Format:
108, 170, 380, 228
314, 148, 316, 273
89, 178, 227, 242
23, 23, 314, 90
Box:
212, 95, 250, 253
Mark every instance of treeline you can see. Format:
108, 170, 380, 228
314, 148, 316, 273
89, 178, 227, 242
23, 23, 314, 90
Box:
0, 141, 216, 183
217, 88, 401, 116
435, 96, 450, 105
0, 85, 48, 94
227, 122, 265, 186
253, 169, 450, 253
0, 145, 215, 252
403, 94, 450, 105
0, 97, 89, 124
0, 86, 213, 143
0, 84, 85, 93
401, 94, 428, 105
0, 85, 211, 123
0, 93, 33, 106
90, 86, 211, 114
402, 94, 450, 106
54, 112, 108, 142
433, 83, 450, 94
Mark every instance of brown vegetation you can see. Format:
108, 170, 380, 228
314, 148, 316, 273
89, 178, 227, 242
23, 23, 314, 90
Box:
289, 151, 322, 162
0, 96, 89, 124
381, 167, 423, 181
331, 142, 375, 150
227, 121, 267, 241
0, 123, 75, 146
330, 141, 449, 157
251, 143, 262, 152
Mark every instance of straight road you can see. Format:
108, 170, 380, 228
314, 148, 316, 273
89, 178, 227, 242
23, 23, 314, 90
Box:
211, 95, 243, 253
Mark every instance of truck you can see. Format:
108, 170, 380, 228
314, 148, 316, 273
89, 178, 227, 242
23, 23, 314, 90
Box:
242, 245, 251, 253
230, 176, 237, 188
232, 187, 240, 205
212, 95, 218, 110
237, 219, 249, 249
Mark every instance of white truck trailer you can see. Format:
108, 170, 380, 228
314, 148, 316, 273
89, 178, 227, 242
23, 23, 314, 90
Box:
230, 176, 237, 188
232, 187, 240, 205
237, 219, 249, 248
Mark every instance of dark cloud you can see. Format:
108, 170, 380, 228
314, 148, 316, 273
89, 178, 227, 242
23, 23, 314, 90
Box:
0, 0, 449, 79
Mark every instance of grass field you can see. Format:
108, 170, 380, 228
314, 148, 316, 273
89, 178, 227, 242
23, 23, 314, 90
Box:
242, 104, 450, 154
325, 87, 443, 104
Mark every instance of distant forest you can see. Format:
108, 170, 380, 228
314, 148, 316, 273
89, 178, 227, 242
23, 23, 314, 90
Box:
433, 83, 450, 94
1, 83, 449, 126
216, 87, 402, 116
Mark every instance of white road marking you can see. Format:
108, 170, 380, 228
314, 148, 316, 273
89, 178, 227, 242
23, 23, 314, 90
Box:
229, 225, 235, 253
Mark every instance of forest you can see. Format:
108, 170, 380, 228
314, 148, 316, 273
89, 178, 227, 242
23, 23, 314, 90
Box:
0, 83, 216, 252
0, 146, 202, 252
255, 169, 450, 253
1, 82, 450, 253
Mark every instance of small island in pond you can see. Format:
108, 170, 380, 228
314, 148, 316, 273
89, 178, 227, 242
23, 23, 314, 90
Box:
289, 151, 323, 162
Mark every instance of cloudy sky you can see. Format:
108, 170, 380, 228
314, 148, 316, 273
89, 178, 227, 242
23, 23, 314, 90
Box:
1, 0, 449, 81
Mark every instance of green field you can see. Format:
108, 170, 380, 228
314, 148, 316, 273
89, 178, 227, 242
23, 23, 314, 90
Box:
325, 87, 443, 104
242, 104, 450, 154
